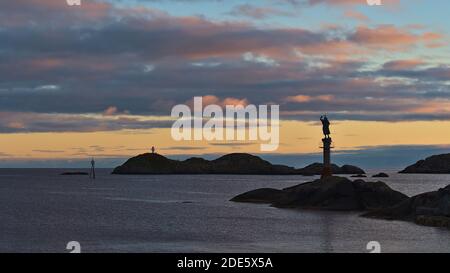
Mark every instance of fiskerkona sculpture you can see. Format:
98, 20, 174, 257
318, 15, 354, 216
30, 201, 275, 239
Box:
320, 115, 331, 138
320, 115, 332, 178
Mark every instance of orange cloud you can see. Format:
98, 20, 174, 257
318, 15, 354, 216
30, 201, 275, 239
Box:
187, 95, 249, 108
103, 106, 118, 116
285, 95, 334, 103
344, 10, 369, 22
351, 25, 416, 46
383, 59, 424, 70
350, 25, 443, 50
412, 101, 450, 114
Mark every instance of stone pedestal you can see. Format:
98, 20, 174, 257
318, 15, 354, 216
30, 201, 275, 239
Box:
321, 137, 332, 178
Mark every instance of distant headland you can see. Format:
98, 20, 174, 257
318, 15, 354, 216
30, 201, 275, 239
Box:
400, 153, 450, 174
111, 153, 365, 175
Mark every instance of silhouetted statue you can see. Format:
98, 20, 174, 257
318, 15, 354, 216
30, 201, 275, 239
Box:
151, 146, 155, 154
320, 115, 331, 138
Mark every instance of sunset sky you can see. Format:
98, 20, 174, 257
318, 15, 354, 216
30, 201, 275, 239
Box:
0, 0, 449, 168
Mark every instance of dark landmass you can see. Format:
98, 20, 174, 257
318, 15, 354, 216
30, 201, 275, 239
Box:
363, 185, 450, 229
297, 163, 365, 176
231, 176, 407, 211
400, 153, 450, 174
373, 172, 389, 178
351, 174, 367, 178
112, 153, 295, 175
112, 153, 365, 175
60, 172, 89, 176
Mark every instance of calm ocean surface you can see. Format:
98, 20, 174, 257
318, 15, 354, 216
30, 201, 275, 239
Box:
1, 168, 450, 253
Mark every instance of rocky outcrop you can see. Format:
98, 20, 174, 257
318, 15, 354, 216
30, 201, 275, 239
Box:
231, 176, 408, 211
400, 153, 450, 174
230, 188, 285, 204
416, 216, 450, 229
112, 153, 366, 175
363, 185, 450, 229
341, 165, 366, 174
373, 172, 389, 178
296, 163, 365, 176
112, 153, 298, 175
60, 172, 89, 176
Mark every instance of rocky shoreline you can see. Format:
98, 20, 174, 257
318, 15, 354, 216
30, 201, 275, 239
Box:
232, 176, 450, 230
231, 176, 408, 211
363, 184, 450, 229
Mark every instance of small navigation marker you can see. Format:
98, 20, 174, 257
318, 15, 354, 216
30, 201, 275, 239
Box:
90, 158, 96, 180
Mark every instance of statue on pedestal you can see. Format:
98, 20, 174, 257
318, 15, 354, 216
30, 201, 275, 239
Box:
320, 115, 330, 139
320, 115, 332, 178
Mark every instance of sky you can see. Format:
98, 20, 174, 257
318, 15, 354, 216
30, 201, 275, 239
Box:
0, 0, 449, 168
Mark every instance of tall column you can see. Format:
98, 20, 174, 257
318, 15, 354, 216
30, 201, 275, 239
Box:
321, 137, 332, 178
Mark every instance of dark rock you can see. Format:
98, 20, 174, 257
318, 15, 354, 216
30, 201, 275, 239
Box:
230, 188, 284, 203
363, 184, 450, 229
60, 172, 89, 176
231, 176, 407, 211
416, 216, 450, 229
351, 174, 367, 178
112, 153, 180, 174
294, 163, 332, 176
400, 153, 450, 173
372, 172, 389, 178
341, 165, 366, 174
210, 154, 295, 175
296, 163, 365, 176
112, 153, 366, 175
352, 179, 407, 210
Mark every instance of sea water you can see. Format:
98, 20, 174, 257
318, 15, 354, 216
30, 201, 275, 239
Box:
0, 169, 449, 253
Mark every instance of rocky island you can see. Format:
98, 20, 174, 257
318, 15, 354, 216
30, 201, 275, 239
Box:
400, 153, 450, 174
112, 153, 365, 175
231, 176, 408, 211
373, 172, 389, 178
364, 185, 450, 229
